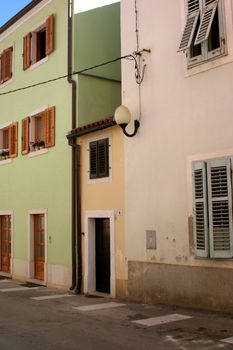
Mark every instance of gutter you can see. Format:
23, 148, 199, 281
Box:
67, 0, 82, 294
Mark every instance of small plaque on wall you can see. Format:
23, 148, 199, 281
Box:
146, 230, 156, 250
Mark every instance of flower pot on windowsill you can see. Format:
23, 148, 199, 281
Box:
37, 140, 45, 149
0, 149, 9, 159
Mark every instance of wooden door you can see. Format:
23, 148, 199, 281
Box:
95, 218, 110, 293
0, 215, 11, 273
34, 214, 45, 280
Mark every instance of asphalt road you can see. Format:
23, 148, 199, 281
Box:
0, 278, 233, 350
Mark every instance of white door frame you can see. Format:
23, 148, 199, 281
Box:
84, 210, 116, 297
0, 210, 13, 275
27, 209, 48, 283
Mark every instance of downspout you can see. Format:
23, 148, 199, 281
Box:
67, 0, 82, 293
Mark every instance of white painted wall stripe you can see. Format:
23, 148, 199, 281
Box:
0, 287, 40, 292
0, 279, 11, 283
31, 294, 74, 301
132, 314, 192, 327
73, 302, 126, 312
221, 337, 233, 344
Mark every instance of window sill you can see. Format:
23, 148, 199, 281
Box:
0, 158, 12, 166
88, 175, 112, 185
29, 56, 48, 71
0, 77, 13, 89
28, 148, 48, 158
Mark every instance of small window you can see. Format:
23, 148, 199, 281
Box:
23, 15, 54, 70
0, 122, 18, 160
0, 47, 13, 84
192, 157, 233, 259
89, 138, 109, 179
21, 106, 55, 155
178, 0, 226, 67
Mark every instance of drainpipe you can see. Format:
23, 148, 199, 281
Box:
67, 0, 82, 293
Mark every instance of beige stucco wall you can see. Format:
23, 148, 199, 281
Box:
78, 125, 126, 297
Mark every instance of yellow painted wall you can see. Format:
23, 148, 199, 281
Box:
78, 125, 126, 296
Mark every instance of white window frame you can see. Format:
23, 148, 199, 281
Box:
189, 153, 233, 259
87, 134, 112, 184
28, 105, 49, 157
29, 19, 49, 70
0, 120, 14, 165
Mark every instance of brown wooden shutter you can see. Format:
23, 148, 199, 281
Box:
21, 117, 30, 155
2, 47, 13, 82
46, 15, 54, 56
9, 122, 18, 158
0, 54, 3, 84
44, 106, 55, 148
23, 33, 31, 70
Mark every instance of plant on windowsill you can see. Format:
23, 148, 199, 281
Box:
30, 139, 45, 151
0, 149, 9, 160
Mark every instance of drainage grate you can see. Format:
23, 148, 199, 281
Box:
85, 294, 104, 298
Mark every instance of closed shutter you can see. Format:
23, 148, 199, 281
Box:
46, 15, 54, 56
44, 106, 55, 148
194, 1, 218, 45
89, 141, 98, 179
23, 33, 31, 70
21, 117, 30, 155
207, 157, 233, 258
2, 47, 13, 82
9, 122, 18, 158
98, 138, 109, 178
178, 0, 200, 52
192, 161, 209, 257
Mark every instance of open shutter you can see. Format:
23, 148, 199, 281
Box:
192, 161, 209, 257
207, 157, 233, 258
9, 122, 18, 158
98, 138, 109, 178
21, 117, 30, 155
0, 54, 3, 84
23, 33, 31, 70
89, 141, 98, 179
194, 1, 218, 45
2, 47, 13, 82
178, 0, 200, 52
46, 15, 54, 56
44, 106, 55, 148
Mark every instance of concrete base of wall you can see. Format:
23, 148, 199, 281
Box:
127, 261, 233, 313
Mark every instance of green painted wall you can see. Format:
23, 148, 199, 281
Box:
0, 0, 72, 268
74, 3, 121, 126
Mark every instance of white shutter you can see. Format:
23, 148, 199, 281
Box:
207, 157, 233, 258
194, 1, 218, 45
192, 161, 209, 257
178, 0, 200, 52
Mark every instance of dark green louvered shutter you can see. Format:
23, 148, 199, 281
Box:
192, 161, 209, 257
98, 138, 109, 178
207, 157, 233, 258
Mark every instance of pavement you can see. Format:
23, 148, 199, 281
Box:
0, 277, 233, 349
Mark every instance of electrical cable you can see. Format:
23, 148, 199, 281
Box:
0, 53, 134, 97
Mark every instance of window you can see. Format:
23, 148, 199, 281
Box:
0, 47, 13, 84
0, 122, 18, 160
192, 157, 233, 259
23, 14, 54, 70
89, 138, 109, 179
178, 0, 225, 67
21, 106, 55, 155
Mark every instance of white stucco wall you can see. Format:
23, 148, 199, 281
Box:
121, 0, 233, 268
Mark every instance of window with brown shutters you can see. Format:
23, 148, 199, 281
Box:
0, 47, 13, 84
89, 138, 109, 179
23, 14, 55, 70
22, 106, 55, 155
0, 122, 18, 160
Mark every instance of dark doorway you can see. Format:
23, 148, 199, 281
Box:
95, 218, 110, 293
